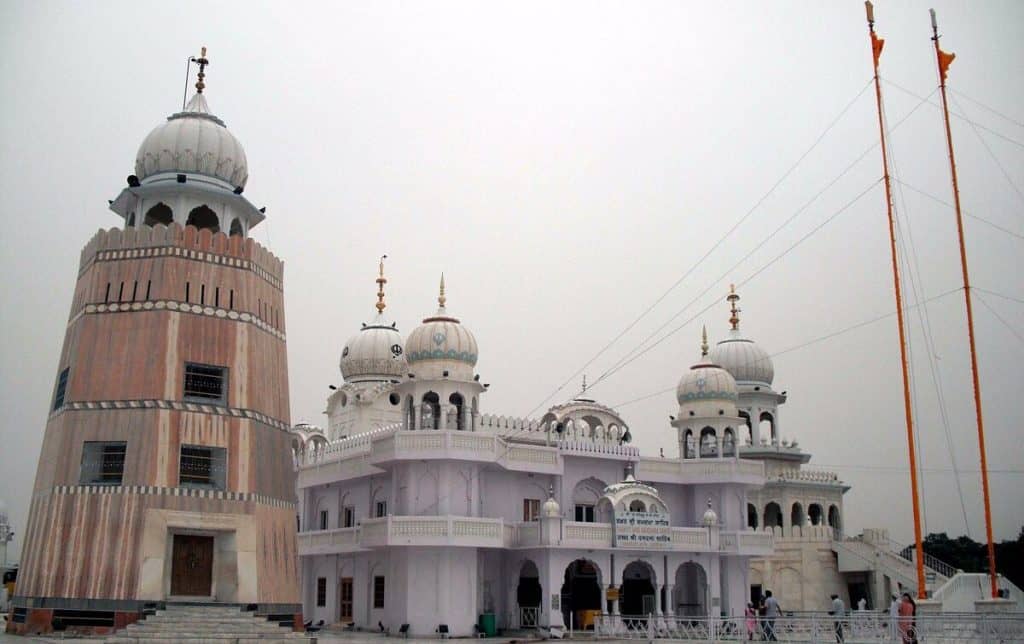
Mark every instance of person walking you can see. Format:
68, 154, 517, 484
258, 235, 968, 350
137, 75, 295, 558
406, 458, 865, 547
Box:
745, 602, 757, 641
829, 594, 845, 643
762, 590, 781, 641
857, 596, 867, 611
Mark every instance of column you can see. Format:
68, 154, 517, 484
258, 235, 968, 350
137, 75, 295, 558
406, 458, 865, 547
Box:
414, 404, 422, 431
664, 582, 675, 618
463, 405, 472, 432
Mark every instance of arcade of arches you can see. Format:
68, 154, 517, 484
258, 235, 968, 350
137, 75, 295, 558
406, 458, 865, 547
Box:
746, 501, 842, 535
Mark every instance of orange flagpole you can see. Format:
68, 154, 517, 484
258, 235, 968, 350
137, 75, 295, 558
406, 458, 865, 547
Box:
864, 1, 928, 599
929, 8, 999, 599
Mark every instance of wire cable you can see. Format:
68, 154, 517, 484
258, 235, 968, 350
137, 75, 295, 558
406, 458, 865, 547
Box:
974, 291, 1024, 349
894, 180, 1024, 242
950, 88, 1024, 131
948, 92, 1024, 208
521, 79, 876, 418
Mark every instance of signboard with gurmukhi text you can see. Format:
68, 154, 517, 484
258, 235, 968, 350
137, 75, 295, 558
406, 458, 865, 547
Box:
614, 511, 671, 548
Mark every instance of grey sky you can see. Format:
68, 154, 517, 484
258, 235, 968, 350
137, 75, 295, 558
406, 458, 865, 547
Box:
1, 1, 1022, 562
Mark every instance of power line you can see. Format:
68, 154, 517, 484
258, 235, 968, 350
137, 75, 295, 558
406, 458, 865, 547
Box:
973, 287, 1024, 306
894, 180, 1024, 242
949, 93, 1024, 208
950, 88, 1024, 131
608, 287, 963, 409
974, 291, 1024, 350
520, 79, 876, 418
881, 77, 1024, 151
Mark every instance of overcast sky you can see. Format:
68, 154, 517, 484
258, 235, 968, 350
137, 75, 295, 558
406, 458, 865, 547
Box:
1, 1, 1022, 561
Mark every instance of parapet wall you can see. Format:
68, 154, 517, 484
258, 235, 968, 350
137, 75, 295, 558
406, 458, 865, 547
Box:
80, 224, 283, 281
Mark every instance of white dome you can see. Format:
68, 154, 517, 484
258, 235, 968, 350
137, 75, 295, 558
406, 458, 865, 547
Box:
708, 330, 774, 385
135, 93, 248, 189
677, 361, 738, 405
542, 496, 561, 518
406, 281, 479, 381
702, 500, 718, 527
340, 315, 407, 382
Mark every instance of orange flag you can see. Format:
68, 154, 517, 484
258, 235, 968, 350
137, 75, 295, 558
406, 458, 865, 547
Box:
871, 31, 885, 65
938, 48, 956, 81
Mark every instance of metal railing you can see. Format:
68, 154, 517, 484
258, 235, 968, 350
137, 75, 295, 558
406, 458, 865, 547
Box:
593, 612, 1024, 642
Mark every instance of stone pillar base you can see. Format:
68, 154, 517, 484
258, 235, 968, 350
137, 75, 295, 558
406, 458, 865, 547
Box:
914, 598, 943, 615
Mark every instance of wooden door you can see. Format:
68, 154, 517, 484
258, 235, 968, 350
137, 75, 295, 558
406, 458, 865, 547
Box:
170, 534, 214, 596
339, 577, 353, 622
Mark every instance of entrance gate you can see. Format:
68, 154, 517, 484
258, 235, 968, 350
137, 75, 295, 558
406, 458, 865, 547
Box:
340, 577, 353, 623
170, 534, 214, 596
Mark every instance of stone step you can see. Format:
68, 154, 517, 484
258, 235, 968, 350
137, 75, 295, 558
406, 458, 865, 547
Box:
107, 638, 309, 644
143, 615, 277, 623
158, 606, 252, 614
128, 623, 293, 634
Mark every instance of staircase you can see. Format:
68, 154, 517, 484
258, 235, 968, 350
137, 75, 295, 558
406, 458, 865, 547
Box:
833, 531, 952, 595
105, 604, 312, 643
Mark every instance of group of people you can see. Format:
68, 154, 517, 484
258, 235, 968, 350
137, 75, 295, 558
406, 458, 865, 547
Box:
741, 590, 919, 642
744, 591, 782, 641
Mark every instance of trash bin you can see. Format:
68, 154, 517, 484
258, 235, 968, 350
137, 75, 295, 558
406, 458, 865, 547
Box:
479, 613, 497, 637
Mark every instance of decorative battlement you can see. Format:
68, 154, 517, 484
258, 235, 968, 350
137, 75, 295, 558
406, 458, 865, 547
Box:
477, 414, 542, 433
771, 467, 844, 485
80, 224, 284, 285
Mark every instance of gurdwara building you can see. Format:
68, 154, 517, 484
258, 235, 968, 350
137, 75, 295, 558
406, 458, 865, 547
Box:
8, 56, 300, 634
292, 274, 778, 637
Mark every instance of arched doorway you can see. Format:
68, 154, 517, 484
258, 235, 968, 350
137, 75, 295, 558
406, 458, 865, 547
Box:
422, 392, 440, 429
144, 202, 173, 227
516, 560, 541, 628
186, 205, 219, 232
620, 561, 656, 618
809, 503, 823, 526
449, 393, 464, 430
764, 502, 783, 530
747, 503, 758, 529
791, 502, 805, 528
828, 505, 841, 534
673, 562, 708, 618
561, 559, 602, 630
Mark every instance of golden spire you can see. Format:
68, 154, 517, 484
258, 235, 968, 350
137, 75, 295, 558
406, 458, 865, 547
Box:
701, 325, 709, 358
193, 46, 209, 94
727, 284, 741, 331
375, 255, 388, 314
438, 273, 446, 309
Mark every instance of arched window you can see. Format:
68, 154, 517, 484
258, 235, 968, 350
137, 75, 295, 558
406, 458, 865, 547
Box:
449, 393, 465, 430
828, 505, 841, 532
791, 502, 805, 528
759, 412, 775, 443
699, 427, 717, 457
405, 395, 415, 430
628, 499, 646, 513
722, 428, 735, 456
186, 205, 219, 233
747, 503, 758, 529
684, 429, 695, 459
764, 502, 783, 529
422, 392, 440, 430
738, 411, 752, 445
144, 202, 173, 227
229, 218, 243, 237
808, 503, 824, 526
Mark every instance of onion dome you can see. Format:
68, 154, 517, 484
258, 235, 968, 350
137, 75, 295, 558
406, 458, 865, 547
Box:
542, 487, 561, 518
340, 258, 407, 382
677, 328, 738, 405
701, 499, 719, 527
707, 287, 774, 385
134, 50, 248, 189
405, 275, 479, 380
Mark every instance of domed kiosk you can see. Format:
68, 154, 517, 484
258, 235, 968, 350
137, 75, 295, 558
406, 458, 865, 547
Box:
108, 48, 265, 237
671, 328, 744, 459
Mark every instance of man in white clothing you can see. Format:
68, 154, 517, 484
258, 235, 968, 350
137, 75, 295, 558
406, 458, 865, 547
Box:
889, 594, 901, 640
829, 594, 845, 643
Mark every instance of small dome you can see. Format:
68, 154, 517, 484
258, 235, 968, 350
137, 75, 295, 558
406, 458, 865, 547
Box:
702, 500, 718, 527
542, 496, 561, 518
676, 361, 738, 405
405, 277, 478, 380
135, 92, 248, 188
340, 315, 407, 382
709, 330, 774, 385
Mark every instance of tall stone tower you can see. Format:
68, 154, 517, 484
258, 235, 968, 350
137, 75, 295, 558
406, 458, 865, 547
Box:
8, 51, 300, 635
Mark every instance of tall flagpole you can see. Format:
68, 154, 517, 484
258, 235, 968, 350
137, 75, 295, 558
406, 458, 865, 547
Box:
929, 8, 999, 599
865, 1, 928, 599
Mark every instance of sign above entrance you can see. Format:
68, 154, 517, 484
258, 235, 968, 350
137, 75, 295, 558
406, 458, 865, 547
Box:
614, 511, 670, 548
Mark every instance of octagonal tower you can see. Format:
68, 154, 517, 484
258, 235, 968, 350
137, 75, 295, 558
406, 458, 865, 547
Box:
8, 52, 300, 635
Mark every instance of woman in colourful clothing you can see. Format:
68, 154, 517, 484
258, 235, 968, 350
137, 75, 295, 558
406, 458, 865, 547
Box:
745, 602, 757, 640
898, 593, 917, 643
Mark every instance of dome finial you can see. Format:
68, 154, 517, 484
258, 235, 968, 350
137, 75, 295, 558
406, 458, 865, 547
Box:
438, 273, 446, 309
701, 325, 709, 358
193, 46, 210, 94
375, 255, 388, 314
581, 374, 587, 393
727, 284, 741, 331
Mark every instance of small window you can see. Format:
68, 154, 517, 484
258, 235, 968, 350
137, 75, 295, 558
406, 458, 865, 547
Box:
574, 504, 595, 523
184, 363, 227, 405
319, 510, 329, 530
629, 499, 647, 513
343, 506, 355, 528
389, 393, 401, 406
316, 577, 327, 607
80, 441, 127, 485
53, 367, 70, 410
373, 576, 385, 608
179, 444, 227, 489
523, 498, 540, 522
375, 501, 387, 518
